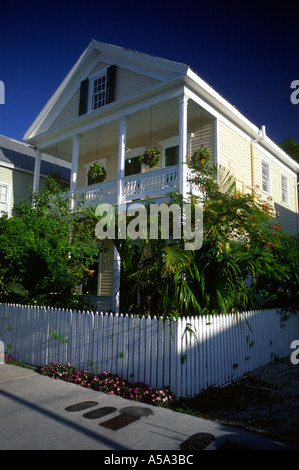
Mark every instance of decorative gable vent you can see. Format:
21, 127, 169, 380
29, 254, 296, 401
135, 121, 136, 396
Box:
78, 65, 117, 116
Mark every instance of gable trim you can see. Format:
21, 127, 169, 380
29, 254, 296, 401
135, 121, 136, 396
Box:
24, 41, 187, 141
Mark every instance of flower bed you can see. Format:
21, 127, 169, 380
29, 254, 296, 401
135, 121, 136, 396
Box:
4, 353, 14, 363
39, 362, 174, 407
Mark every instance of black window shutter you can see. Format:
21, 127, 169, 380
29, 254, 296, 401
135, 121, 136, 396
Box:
79, 78, 89, 116
106, 65, 116, 104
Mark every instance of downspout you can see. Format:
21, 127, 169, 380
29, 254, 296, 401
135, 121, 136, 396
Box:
214, 117, 219, 185
296, 174, 299, 237
251, 125, 266, 190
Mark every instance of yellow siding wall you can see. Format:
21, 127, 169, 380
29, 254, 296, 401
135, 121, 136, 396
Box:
218, 120, 298, 236
0, 165, 13, 186
190, 117, 215, 162
0, 166, 33, 216
0, 166, 49, 217
0, 166, 13, 215
254, 147, 298, 236
218, 120, 252, 193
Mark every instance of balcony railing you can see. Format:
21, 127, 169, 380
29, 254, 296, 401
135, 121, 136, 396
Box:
75, 165, 179, 207
75, 180, 118, 207
122, 165, 179, 201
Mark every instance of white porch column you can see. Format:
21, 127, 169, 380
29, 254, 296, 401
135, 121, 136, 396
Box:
112, 246, 121, 313
117, 117, 127, 205
179, 93, 189, 199
113, 117, 127, 312
70, 134, 81, 193
33, 148, 41, 193
70, 134, 81, 209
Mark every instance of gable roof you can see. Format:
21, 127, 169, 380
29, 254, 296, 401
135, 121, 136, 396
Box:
23, 41, 299, 174
0, 134, 71, 182
24, 40, 188, 141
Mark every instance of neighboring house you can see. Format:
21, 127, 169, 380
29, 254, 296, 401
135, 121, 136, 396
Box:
23, 40, 299, 311
0, 134, 71, 217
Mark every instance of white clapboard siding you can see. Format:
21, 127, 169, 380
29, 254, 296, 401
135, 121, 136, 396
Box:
0, 303, 297, 398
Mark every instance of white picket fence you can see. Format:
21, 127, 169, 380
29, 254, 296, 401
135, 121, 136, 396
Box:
0, 303, 298, 398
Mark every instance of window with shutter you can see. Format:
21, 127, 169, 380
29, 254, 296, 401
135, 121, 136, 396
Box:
79, 65, 117, 116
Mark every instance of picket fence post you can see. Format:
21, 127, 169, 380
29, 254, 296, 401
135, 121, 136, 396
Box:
0, 340, 4, 364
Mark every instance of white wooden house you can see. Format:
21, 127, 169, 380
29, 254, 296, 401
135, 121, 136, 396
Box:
23, 40, 299, 311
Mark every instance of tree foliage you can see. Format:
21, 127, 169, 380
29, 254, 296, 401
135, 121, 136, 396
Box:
279, 137, 299, 163
0, 177, 101, 308
88, 148, 298, 317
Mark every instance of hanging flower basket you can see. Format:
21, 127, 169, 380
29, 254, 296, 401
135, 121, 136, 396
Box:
190, 147, 211, 166
139, 148, 160, 169
87, 163, 107, 184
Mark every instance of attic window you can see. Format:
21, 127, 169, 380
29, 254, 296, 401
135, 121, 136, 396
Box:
92, 75, 106, 111
78, 65, 116, 116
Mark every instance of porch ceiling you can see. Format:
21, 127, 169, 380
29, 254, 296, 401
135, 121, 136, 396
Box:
40, 97, 211, 162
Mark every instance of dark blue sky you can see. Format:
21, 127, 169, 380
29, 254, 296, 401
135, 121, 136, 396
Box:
0, 0, 298, 146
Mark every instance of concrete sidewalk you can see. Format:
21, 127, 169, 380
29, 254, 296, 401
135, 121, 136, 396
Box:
0, 363, 298, 451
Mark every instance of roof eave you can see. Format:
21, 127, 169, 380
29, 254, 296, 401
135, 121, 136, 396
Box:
186, 69, 299, 173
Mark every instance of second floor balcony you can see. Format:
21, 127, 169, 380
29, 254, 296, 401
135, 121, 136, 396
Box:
75, 164, 180, 207
31, 91, 216, 210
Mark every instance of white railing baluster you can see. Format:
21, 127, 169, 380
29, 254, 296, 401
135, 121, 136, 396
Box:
74, 166, 180, 207
123, 165, 179, 201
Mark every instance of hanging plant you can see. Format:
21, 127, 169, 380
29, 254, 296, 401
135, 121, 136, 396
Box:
87, 162, 107, 184
190, 147, 211, 166
139, 148, 161, 169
